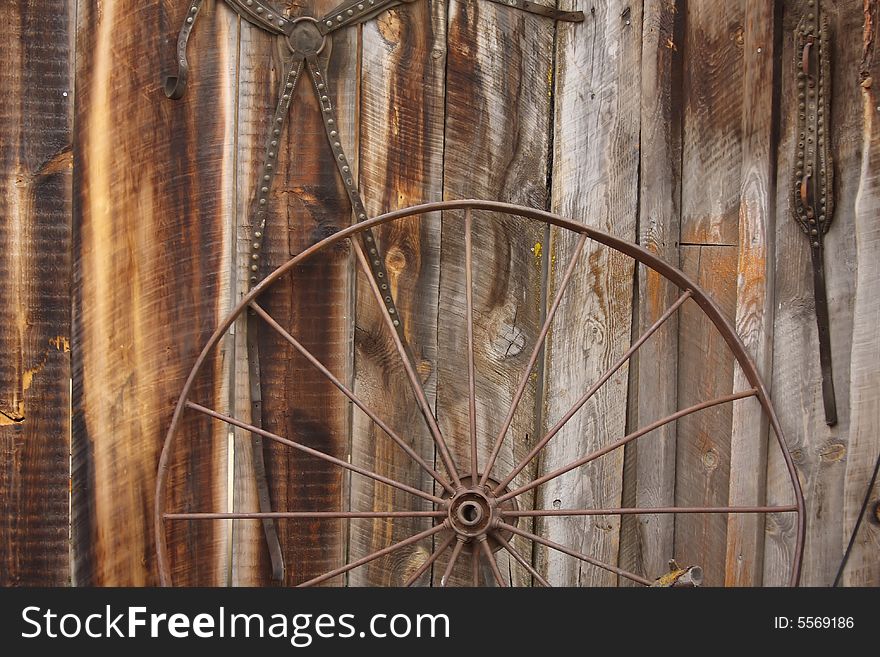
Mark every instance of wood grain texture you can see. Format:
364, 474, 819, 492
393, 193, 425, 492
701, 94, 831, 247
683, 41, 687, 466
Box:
0, 0, 73, 586
840, 0, 880, 587
673, 0, 744, 587
724, 0, 777, 587
620, 0, 683, 584
680, 0, 745, 247
72, 0, 237, 585
539, 0, 642, 587
435, 0, 554, 586
674, 246, 737, 586
230, 11, 269, 587
764, 0, 861, 587
348, 0, 446, 586
232, 0, 357, 586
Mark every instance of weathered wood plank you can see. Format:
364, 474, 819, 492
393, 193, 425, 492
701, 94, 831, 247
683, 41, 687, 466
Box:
680, 0, 745, 247
674, 245, 738, 586
347, 0, 446, 586
620, 0, 683, 584
72, 0, 237, 585
538, 0, 642, 587
435, 0, 554, 586
724, 0, 777, 587
230, 0, 357, 586
840, 0, 880, 587
0, 0, 73, 586
673, 0, 744, 586
764, 0, 861, 587
230, 11, 271, 588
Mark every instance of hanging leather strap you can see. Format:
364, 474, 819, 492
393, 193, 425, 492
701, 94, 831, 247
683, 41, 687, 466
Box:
791, 4, 836, 426
164, 0, 206, 99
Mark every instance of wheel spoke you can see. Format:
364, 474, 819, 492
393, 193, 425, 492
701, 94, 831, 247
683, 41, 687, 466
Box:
471, 547, 481, 587
404, 534, 456, 587
250, 300, 454, 494
352, 239, 463, 488
480, 232, 589, 486
297, 522, 447, 587
165, 511, 445, 520
465, 208, 479, 481
185, 401, 445, 505
440, 538, 466, 587
502, 505, 798, 517
496, 388, 757, 504
494, 288, 692, 494
497, 521, 651, 586
493, 531, 551, 587
480, 538, 508, 587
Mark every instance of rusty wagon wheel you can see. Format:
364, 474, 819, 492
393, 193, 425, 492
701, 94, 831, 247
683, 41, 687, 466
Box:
155, 199, 806, 587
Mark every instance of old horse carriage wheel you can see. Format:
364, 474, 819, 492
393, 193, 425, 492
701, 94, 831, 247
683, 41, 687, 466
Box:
155, 200, 806, 587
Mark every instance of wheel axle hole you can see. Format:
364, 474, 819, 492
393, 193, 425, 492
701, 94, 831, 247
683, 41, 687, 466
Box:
457, 501, 483, 526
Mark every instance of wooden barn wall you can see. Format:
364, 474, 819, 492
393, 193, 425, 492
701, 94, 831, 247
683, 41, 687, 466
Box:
0, 0, 876, 586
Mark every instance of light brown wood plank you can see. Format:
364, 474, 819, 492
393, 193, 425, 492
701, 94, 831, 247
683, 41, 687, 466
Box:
0, 0, 73, 586
840, 0, 880, 587
72, 0, 237, 585
435, 0, 554, 586
673, 245, 737, 586
620, 0, 684, 584
724, 0, 777, 587
764, 0, 861, 586
538, 0, 642, 587
348, 0, 446, 586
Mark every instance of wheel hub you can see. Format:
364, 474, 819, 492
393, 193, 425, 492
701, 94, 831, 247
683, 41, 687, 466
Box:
443, 475, 517, 553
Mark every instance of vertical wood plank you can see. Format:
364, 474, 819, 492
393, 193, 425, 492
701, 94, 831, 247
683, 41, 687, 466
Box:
674, 245, 737, 585
348, 0, 446, 586
673, 0, 744, 586
231, 0, 357, 586
72, 0, 237, 585
621, 0, 683, 584
724, 0, 777, 587
840, 0, 880, 587
436, 0, 554, 586
539, 0, 642, 586
764, 0, 861, 586
0, 0, 73, 586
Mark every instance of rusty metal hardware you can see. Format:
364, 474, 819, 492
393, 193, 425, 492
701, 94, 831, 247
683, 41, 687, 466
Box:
651, 560, 704, 587
164, 0, 585, 582
791, 0, 836, 426
155, 200, 807, 587
164, 0, 205, 100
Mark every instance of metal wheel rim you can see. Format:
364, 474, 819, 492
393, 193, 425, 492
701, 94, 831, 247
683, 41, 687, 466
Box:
155, 199, 806, 587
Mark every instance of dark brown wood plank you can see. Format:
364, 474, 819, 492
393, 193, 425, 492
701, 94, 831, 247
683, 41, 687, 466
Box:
840, 0, 879, 587
724, 0, 777, 587
673, 245, 738, 586
72, 0, 237, 585
0, 0, 73, 586
435, 0, 554, 586
620, 0, 684, 584
348, 0, 446, 586
764, 0, 861, 586
538, 0, 643, 587
231, 0, 357, 586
